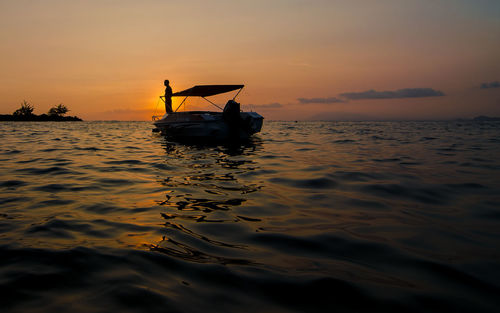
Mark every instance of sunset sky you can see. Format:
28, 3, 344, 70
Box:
1, 0, 499, 121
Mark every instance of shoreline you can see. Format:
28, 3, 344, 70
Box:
0, 114, 82, 121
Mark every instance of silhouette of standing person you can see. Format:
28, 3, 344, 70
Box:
164, 80, 173, 114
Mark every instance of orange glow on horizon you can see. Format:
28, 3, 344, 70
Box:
0, 2, 499, 121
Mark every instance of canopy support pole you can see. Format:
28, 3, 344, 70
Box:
232, 87, 244, 100
174, 96, 188, 113
202, 97, 223, 110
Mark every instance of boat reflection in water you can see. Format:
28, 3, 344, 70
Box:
151, 137, 264, 265
153, 84, 263, 142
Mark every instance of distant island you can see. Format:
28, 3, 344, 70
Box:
0, 114, 82, 121
454, 116, 500, 122
472, 116, 500, 121
0, 101, 82, 121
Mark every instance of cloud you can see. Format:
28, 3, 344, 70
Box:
480, 81, 500, 89
250, 102, 283, 109
339, 88, 445, 100
297, 97, 346, 104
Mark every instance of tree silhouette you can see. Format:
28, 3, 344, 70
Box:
48, 104, 69, 116
13, 100, 34, 116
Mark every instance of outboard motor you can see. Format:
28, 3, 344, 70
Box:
223, 100, 241, 128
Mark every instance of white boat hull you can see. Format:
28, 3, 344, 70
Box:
153, 111, 263, 141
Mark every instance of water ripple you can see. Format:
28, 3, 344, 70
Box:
0, 121, 499, 312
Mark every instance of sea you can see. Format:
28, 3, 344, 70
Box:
0, 120, 499, 313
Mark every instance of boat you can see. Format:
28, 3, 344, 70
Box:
152, 84, 263, 141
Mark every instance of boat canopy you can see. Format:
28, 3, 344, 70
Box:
172, 85, 244, 97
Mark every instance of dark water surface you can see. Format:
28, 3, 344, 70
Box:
1, 121, 499, 312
